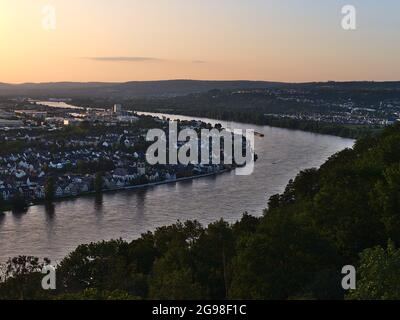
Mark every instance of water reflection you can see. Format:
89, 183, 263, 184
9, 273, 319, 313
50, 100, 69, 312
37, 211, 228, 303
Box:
134, 189, 146, 217
11, 207, 28, 217
0, 213, 5, 226
94, 194, 103, 211
45, 203, 56, 217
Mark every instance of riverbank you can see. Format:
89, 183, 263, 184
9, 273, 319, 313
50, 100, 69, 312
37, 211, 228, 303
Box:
50, 98, 376, 139
135, 109, 381, 139
2, 168, 232, 213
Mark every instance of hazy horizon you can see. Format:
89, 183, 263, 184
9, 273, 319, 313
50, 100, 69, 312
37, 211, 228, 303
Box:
1, 0, 400, 83
2, 78, 400, 86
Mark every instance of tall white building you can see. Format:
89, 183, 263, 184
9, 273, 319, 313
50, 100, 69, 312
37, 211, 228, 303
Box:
113, 104, 122, 114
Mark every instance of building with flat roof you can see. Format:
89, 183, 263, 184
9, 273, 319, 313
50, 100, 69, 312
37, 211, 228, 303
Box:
113, 104, 122, 114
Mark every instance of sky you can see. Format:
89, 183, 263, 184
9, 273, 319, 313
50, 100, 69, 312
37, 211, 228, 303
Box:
0, 0, 400, 83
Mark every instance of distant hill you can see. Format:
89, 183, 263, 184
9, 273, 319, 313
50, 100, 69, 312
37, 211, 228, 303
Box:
1, 80, 400, 98
0, 80, 283, 98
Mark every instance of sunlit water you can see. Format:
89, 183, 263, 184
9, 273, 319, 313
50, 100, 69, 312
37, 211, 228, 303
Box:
0, 113, 354, 263
35, 101, 84, 110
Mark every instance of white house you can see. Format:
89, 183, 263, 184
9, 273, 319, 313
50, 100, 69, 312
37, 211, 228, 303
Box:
55, 186, 63, 197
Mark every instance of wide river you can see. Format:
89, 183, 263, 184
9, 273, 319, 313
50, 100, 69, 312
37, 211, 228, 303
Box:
0, 113, 354, 263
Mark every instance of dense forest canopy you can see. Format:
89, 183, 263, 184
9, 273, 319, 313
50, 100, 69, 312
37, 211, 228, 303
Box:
3, 123, 400, 299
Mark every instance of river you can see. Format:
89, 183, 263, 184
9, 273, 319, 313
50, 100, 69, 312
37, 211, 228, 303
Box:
0, 113, 354, 263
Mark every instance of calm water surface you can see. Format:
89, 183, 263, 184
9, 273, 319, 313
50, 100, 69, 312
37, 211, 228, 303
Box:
0, 113, 354, 263
36, 101, 84, 110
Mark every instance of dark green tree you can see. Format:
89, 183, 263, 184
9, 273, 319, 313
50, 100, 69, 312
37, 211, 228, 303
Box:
94, 172, 104, 193
0, 193, 4, 213
348, 241, 400, 300
11, 191, 28, 212
44, 177, 55, 202
0, 256, 48, 300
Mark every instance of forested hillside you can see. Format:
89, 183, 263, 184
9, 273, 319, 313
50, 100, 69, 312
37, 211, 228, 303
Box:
2, 124, 400, 300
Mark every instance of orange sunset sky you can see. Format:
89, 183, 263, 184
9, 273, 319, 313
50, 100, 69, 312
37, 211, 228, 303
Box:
1, 0, 400, 83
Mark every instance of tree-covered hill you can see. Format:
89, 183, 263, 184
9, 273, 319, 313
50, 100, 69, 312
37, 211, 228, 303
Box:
3, 124, 400, 299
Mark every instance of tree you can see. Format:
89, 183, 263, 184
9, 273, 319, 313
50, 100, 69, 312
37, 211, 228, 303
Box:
191, 219, 235, 299
347, 241, 400, 300
56, 288, 140, 300
94, 172, 104, 193
77, 160, 87, 174
149, 245, 203, 299
11, 191, 28, 212
44, 177, 55, 202
372, 164, 400, 243
0, 193, 4, 213
230, 214, 340, 300
149, 265, 203, 300
0, 256, 48, 300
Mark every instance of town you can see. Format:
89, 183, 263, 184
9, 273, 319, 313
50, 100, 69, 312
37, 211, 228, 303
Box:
128, 83, 400, 131
0, 100, 234, 211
